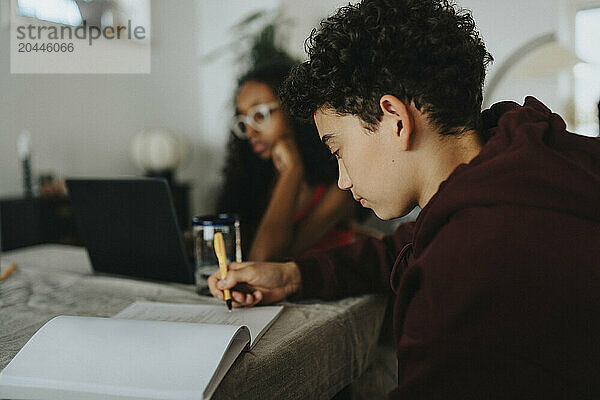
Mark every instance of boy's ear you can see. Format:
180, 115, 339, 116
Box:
379, 95, 413, 151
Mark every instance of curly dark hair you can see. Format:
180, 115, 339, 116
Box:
216, 62, 339, 256
280, 0, 493, 136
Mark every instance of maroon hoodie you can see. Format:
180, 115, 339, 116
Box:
294, 97, 600, 399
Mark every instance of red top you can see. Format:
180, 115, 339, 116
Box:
293, 184, 354, 252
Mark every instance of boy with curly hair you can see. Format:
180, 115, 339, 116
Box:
209, 0, 600, 397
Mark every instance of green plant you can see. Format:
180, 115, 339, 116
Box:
201, 9, 297, 71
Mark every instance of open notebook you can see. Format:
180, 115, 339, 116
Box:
0, 301, 283, 400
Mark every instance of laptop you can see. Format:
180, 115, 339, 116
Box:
66, 178, 195, 284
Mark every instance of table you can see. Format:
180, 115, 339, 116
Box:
0, 245, 395, 400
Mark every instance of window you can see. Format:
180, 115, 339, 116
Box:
17, 0, 82, 26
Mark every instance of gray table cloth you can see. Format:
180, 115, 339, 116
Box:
0, 245, 396, 400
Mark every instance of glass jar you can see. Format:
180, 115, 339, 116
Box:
192, 214, 241, 295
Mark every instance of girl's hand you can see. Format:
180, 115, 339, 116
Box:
272, 138, 303, 175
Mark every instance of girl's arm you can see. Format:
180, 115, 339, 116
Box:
248, 139, 304, 261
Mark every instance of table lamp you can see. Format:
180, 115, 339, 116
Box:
129, 128, 190, 185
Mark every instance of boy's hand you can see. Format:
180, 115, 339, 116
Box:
207, 261, 301, 307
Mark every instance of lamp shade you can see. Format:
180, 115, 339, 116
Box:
129, 129, 189, 173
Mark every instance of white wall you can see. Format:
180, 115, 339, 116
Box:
279, 0, 349, 60
461, 0, 562, 111
0, 0, 202, 202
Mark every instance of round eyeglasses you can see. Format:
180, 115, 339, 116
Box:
230, 102, 280, 140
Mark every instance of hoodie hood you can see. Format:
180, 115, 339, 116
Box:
413, 96, 600, 256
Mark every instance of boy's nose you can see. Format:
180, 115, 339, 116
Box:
337, 160, 352, 190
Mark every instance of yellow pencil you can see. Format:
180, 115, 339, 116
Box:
1, 263, 17, 281
214, 233, 232, 311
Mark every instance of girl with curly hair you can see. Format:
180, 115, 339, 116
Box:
216, 61, 359, 261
